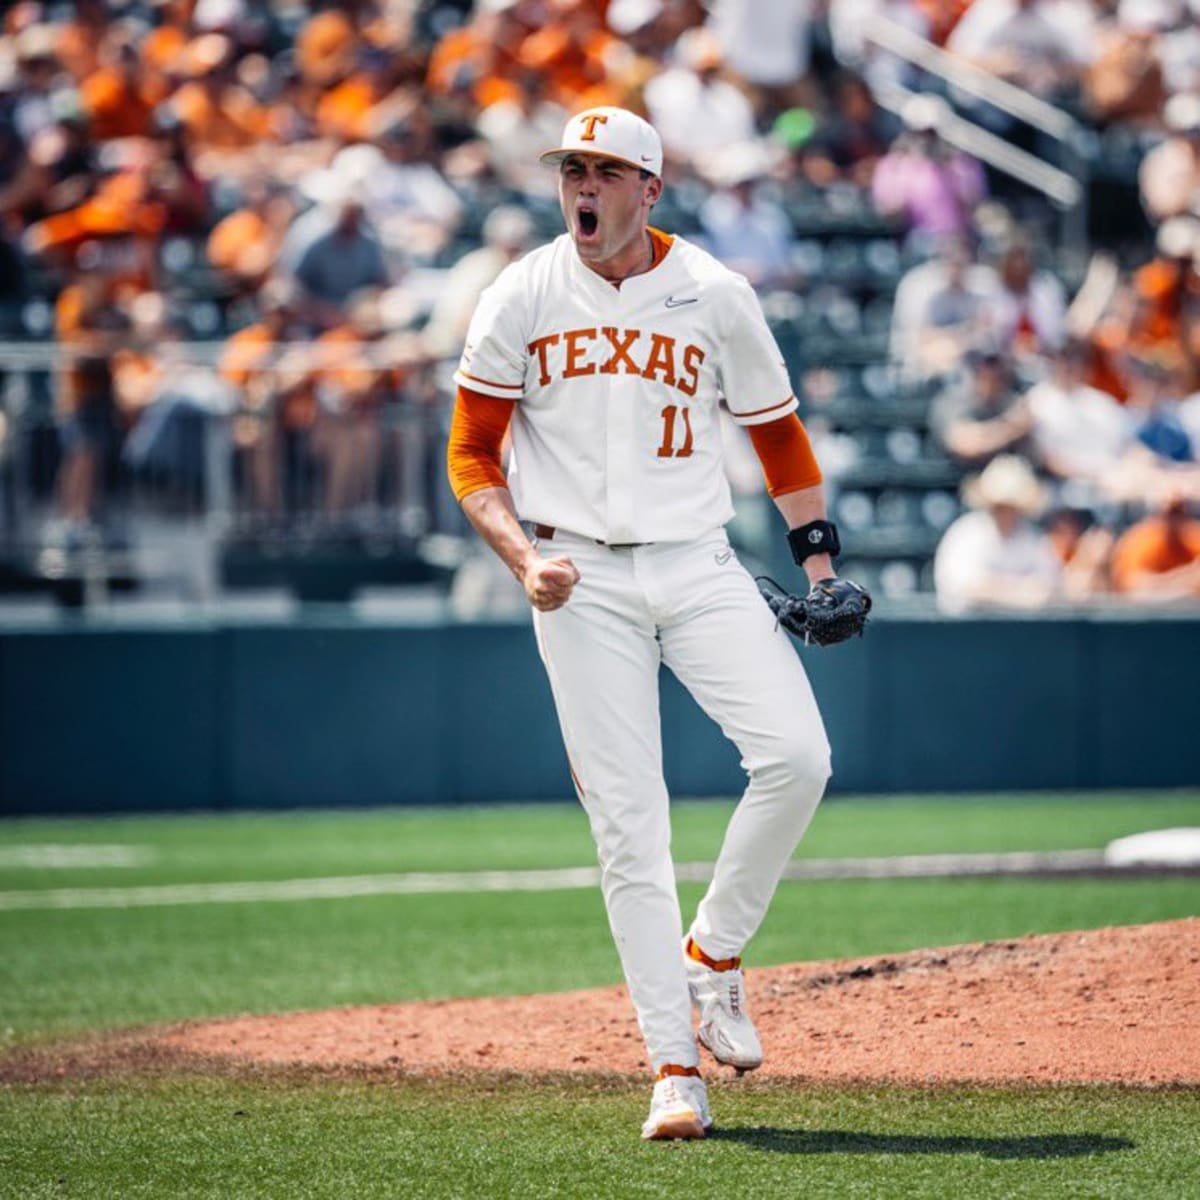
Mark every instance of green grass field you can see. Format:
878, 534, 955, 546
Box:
2, 792, 1198, 1198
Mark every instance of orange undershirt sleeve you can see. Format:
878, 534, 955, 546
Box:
447, 385, 516, 501
746, 412, 823, 498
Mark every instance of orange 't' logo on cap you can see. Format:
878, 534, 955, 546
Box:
578, 113, 609, 142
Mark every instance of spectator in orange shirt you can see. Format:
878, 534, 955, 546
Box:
516, 0, 620, 110
312, 290, 390, 518
53, 270, 127, 526
295, 8, 359, 91
206, 180, 295, 290
81, 38, 155, 141
1091, 217, 1200, 399
168, 34, 270, 159
426, 2, 530, 110
220, 279, 318, 516
315, 46, 404, 141
1131, 218, 1197, 350
139, 19, 189, 108
55, 0, 108, 83
1111, 495, 1200, 600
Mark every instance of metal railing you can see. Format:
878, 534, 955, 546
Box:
0, 342, 457, 605
864, 16, 1089, 250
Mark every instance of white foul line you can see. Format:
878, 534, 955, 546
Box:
0, 848, 1150, 912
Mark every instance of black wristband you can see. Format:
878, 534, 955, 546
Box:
788, 520, 840, 566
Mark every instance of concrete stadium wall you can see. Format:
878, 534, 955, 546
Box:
1, 614, 1197, 814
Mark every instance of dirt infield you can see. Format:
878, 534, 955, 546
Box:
154, 919, 1200, 1087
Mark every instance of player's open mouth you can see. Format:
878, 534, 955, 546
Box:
577, 206, 599, 240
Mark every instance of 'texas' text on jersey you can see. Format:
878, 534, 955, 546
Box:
527, 328, 705, 396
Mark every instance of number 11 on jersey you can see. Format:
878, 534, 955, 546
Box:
657, 405, 694, 458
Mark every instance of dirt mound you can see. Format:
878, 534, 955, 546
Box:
161, 919, 1200, 1086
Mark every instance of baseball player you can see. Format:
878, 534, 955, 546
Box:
447, 107, 869, 1140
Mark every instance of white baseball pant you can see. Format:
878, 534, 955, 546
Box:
532, 527, 831, 1071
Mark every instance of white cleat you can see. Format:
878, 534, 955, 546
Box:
640, 1074, 712, 1141
686, 948, 764, 1073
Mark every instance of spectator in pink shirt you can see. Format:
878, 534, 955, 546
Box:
871, 94, 987, 243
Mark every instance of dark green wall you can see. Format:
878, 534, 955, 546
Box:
1, 614, 1197, 814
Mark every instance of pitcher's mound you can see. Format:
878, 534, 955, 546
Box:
163, 918, 1200, 1086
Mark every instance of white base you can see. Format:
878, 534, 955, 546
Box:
1103, 828, 1200, 868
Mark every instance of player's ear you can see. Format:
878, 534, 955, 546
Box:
644, 174, 663, 207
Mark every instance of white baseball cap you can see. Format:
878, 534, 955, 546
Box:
540, 107, 663, 177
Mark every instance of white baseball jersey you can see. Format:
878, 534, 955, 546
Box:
452, 232, 798, 544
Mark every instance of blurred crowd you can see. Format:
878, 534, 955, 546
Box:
0, 0, 1199, 605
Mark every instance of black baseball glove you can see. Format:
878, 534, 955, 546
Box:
756, 575, 872, 647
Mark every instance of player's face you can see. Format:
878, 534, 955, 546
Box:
558, 154, 661, 266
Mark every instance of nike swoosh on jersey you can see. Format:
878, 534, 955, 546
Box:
664, 296, 698, 308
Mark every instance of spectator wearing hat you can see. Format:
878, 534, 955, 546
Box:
1111, 494, 1200, 599
933, 453, 1063, 612
1024, 339, 1134, 498
930, 346, 1033, 465
871, 95, 987, 244
644, 27, 757, 166
1140, 92, 1200, 222
697, 143, 795, 288
280, 149, 391, 329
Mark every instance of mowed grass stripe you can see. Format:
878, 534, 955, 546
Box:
0, 849, 1160, 911
3, 792, 1200, 893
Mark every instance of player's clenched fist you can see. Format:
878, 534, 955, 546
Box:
523, 556, 580, 611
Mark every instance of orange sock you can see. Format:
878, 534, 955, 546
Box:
685, 936, 741, 973
656, 1064, 702, 1080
